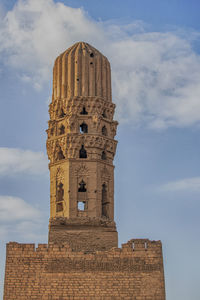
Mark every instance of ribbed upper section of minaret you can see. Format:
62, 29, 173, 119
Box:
52, 42, 112, 102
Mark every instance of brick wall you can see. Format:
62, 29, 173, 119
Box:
4, 239, 165, 300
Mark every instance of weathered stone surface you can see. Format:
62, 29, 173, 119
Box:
3, 42, 166, 299
47, 42, 118, 251
48, 217, 118, 251
4, 240, 165, 300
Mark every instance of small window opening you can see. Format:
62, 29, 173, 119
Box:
57, 182, 64, 202
79, 145, 87, 158
101, 151, 106, 160
145, 242, 148, 250
132, 242, 135, 251
102, 126, 107, 136
102, 110, 107, 118
102, 184, 109, 218
50, 128, 54, 135
58, 149, 65, 160
56, 202, 63, 212
80, 122, 88, 134
90, 53, 94, 57
90, 62, 93, 65
59, 125, 65, 135
78, 180, 87, 192
77, 78, 79, 81
56, 145, 65, 160
59, 108, 65, 118
80, 106, 88, 115
78, 201, 85, 211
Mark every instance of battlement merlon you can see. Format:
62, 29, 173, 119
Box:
6, 239, 163, 256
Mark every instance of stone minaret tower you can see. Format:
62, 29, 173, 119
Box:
4, 42, 165, 300
47, 42, 118, 251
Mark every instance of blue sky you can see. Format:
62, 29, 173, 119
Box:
0, 0, 200, 299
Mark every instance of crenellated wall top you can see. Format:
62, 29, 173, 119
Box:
6, 239, 162, 255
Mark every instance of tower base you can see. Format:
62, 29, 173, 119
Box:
48, 217, 118, 251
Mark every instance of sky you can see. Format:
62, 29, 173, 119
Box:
0, 0, 200, 299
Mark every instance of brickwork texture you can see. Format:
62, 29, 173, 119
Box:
4, 239, 165, 300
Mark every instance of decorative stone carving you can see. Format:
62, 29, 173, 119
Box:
68, 114, 77, 131
49, 97, 116, 121
56, 167, 64, 181
92, 113, 102, 131
47, 134, 117, 163
75, 163, 89, 176
54, 144, 65, 161
111, 121, 118, 138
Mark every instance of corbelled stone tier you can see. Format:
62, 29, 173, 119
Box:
47, 134, 117, 163
49, 96, 116, 121
53, 42, 112, 101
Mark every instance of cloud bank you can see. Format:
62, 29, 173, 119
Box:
1, 0, 200, 129
0, 195, 41, 221
159, 177, 200, 192
0, 195, 45, 240
0, 147, 48, 176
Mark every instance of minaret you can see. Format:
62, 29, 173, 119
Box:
4, 42, 166, 300
47, 42, 118, 251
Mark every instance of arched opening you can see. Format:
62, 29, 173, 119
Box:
102, 110, 107, 118
102, 183, 109, 218
59, 124, 65, 135
79, 145, 87, 158
78, 180, 87, 211
101, 151, 106, 160
55, 145, 65, 161
80, 122, 88, 134
80, 106, 88, 115
56, 182, 64, 212
102, 126, 107, 136
56, 182, 64, 202
132, 242, 135, 251
78, 180, 87, 192
58, 149, 65, 160
59, 108, 65, 118
50, 128, 54, 136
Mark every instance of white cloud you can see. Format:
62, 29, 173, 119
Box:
0, 0, 103, 88
159, 177, 200, 192
0, 147, 48, 176
0, 196, 46, 241
109, 33, 200, 129
0, 195, 41, 221
0, 0, 200, 129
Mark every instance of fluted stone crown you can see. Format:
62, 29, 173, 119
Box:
53, 42, 112, 101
